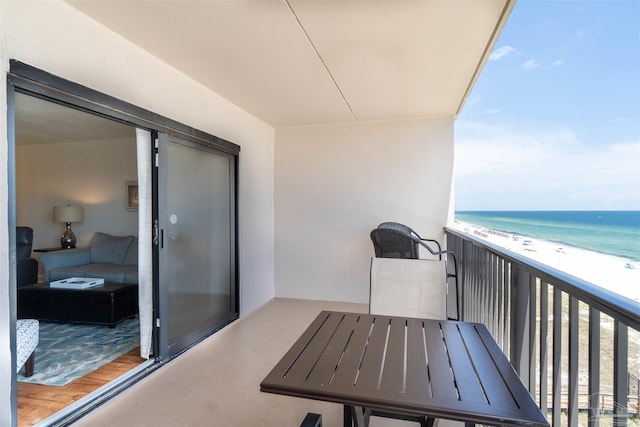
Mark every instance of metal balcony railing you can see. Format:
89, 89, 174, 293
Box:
445, 227, 640, 427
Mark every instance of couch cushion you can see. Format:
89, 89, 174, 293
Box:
90, 233, 134, 265
81, 264, 129, 283
124, 269, 139, 284
123, 237, 138, 266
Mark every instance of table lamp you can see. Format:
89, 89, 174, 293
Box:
53, 205, 84, 248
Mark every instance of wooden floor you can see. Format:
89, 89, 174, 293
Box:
17, 348, 146, 427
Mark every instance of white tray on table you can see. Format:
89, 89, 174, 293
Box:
50, 277, 105, 290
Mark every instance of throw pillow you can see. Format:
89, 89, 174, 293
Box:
90, 232, 134, 265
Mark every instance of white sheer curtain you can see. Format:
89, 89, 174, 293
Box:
136, 129, 153, 359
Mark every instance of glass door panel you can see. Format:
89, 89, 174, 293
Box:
157, 133, 237, 358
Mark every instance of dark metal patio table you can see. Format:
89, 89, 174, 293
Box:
261, 311, 549, 427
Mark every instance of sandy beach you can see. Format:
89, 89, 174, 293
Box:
452, 221, 640, 303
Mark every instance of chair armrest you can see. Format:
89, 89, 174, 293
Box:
415, 238, 460, 320
40, 248, 91, 282
419, 238, 442, 253
17, 257, 38, 287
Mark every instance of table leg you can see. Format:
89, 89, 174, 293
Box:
344, 406, 370, 427
300, 412, 322, 427
369, 409, 435, 427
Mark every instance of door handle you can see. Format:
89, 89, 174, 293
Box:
153, 219, 159, 246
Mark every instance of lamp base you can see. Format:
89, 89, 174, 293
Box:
61, 223, 76, 249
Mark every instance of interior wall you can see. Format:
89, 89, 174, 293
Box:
0, 1, 275, 420
274, 117, 454, 303
0, 7, 11, 420
16, 138, 138, 265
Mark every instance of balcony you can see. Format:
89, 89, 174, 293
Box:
60, 228, 640, 427
446, 227, 640, 427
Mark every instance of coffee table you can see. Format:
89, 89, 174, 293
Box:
261, 311, 549, 427
17, 282, 138, 327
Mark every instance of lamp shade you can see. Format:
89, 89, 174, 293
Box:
53, 205, 84, 223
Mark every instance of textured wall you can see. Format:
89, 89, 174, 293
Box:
275, 117, 454, 303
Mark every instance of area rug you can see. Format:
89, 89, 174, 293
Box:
17, 319, 139, 386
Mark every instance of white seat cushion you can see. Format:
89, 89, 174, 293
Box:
370, 257, 447, 320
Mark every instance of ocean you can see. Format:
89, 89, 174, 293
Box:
454, 211, 640, 262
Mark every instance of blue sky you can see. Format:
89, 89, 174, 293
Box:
454, 0, 640, 211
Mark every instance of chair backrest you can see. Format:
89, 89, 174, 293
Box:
377, 221, 415, 236
16, 227, 34, 258
370, 227, 420, 259
369, 257, 447, 320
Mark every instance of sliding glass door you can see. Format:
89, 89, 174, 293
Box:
6, 61, 241, 425
157, 133, 238, 359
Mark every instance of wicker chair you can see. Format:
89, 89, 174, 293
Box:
369, 222, 460, 319
371, 222, 445, 259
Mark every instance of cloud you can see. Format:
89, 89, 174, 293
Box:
521, 59, 563, 71
453, 121, 640, 210
467, 94, 481, 106
545, 60, 564, 69
484, 108, 501, 115
490, 46, 517, 60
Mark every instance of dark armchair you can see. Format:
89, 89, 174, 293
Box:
16, 226, 38, 287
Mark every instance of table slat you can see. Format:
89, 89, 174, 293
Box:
265, 311, 332, 380
284, 312, 345, 382
456, 322, 518, 407
423, 321, 459, 400
475, 323, 548, 425
405, 319, 431, 397
330, 315, 378, 389
440, 322, 489, 404
354, 315, 391, 391
379, 317, 407, 392
306, 313, 361, 385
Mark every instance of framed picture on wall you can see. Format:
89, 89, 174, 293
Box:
126, 181, 139, 211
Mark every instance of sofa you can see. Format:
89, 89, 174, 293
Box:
40, 232, 138, 284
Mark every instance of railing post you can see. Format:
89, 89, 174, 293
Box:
614, 321, 628, 427
503, 261, 511, 351
529, 277, 537, 392
539, 282, 549, 414
552, 288, 562, 427
589, 308, 600, 427
510, 264, 530, 385
568, 296, 579, 426
636, 375, 640, 418
457, 239, 464, 321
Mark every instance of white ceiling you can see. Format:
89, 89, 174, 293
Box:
65, 0, 513, 128
15, 93, 134, 145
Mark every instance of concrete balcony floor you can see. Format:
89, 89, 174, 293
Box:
74, 298, 427, 427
